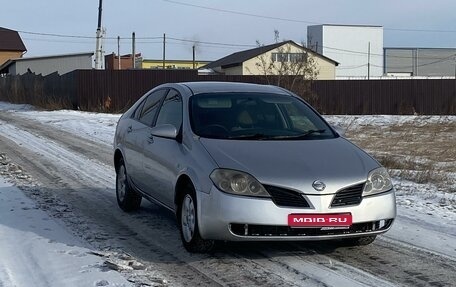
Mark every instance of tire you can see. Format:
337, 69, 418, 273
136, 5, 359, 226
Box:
178, 185, 215, 253
116, 158, 142, 212
339, 235, 376, 246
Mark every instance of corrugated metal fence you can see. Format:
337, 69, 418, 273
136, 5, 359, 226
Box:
0, 70, 455, 114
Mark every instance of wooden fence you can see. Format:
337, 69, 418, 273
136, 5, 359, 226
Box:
0, 70, 455, 114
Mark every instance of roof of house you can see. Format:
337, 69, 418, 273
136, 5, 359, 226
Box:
202, 40, 338, 69
9, 52, 93, 62
0, 27, 26, 52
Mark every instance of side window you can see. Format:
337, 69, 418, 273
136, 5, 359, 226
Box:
155, 89, 183, 129
132, 99, 146, 119
138, 89, 167, 126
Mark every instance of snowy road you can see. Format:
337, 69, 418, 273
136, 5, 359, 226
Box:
0, 105, 455, 286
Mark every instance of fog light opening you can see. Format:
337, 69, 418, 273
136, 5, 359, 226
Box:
372, 219, 387, 231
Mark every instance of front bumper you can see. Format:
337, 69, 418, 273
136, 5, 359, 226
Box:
197, 186, 396, 241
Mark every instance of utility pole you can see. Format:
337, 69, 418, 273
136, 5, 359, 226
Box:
453, 56, 456, 106
367, 42, 371, 80
192, 45, 196, 69
117, 36, 121, 70
162, 33, 166, 69
132, 32, 136, 69
454, 55, 456, 78
94, 0, 103, 69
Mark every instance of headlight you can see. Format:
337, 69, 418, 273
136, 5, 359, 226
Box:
362, 167, 393, 196
210, 169, 270, 197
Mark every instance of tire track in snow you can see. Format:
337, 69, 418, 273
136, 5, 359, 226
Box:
0, 121, 114, 188
2, 114, 453, 286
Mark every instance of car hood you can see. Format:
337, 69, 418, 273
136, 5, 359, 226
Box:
199, 137, 379, 195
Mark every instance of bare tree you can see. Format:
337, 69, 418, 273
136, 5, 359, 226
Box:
248, 30, 319, 101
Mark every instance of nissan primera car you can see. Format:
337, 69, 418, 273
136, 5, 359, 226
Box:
114, 82, 396, 252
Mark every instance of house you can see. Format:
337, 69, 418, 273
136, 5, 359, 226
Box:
0, 27, 27, 66
105, 53, 142, 70
202, 40, 339, 80
0, 52, 93, 76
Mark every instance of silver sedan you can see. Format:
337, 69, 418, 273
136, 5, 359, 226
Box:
114, 82, 396, 252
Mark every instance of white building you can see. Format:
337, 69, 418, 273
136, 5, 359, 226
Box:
307, 25, 384, 78
0, 52, 93, 76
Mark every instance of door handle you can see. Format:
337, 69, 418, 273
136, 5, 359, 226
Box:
127, 126, 132, 133
147, 135, 154, 144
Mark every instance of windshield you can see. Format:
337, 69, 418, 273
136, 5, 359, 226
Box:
190, 92, 336, 140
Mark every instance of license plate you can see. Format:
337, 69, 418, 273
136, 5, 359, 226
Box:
288, 213, 352, 227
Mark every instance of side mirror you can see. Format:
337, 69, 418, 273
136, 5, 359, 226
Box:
151, 124, 178, 139
332, 125, 346, 137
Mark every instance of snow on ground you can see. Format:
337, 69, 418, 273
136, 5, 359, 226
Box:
1, 101, 456, 262
325, 114, 456, 130
0, 177, 132, 287
0, 102, 120, 146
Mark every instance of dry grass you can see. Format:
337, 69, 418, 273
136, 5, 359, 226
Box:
343, 120, 456, 192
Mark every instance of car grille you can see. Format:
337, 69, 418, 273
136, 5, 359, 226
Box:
330, 183, 365, 207
264, 185, 311, 208
230, 219, 393, 237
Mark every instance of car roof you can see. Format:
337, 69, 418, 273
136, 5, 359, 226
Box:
177, 81, 289, 96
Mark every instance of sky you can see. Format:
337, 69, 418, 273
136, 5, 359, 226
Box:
1, 0, 456, 61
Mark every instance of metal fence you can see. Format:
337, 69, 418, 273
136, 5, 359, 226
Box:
1, 70, 455, 115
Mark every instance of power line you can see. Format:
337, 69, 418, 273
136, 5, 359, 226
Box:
17, 29, 256, 48
162, 0, 456, 33
162, 0, 320, 25
16, 29, 456, 61
17, 30, 162, 40
337, 64, 368, 70
167, 36, 256, 48
20, 35, 254, 53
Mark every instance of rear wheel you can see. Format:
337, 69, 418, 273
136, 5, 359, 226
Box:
178, 185, 214, 253
116, 159, 142, 212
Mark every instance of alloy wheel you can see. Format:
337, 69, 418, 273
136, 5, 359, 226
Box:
117, 165, 126, 202
181, 194, 195, 243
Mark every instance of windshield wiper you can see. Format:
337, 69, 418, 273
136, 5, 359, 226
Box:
229, 129, 326, 140
277, 129, 326, 140
229, 133, 272, 140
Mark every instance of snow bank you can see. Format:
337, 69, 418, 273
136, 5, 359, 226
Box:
0, 178, 131, 287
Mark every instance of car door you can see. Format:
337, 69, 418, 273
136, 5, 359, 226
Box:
130, 89, 168, 192
141, 89, 183, 208
122, 98, 147, 185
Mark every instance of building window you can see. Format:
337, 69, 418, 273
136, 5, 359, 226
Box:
289, 53, 307, 63
272, 53, 307, 63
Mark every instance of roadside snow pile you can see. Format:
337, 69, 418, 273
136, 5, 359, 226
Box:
394, 178, 456, 220
7, 105, 121, 146
0, 101, 34, 112
0, 177, 132, 287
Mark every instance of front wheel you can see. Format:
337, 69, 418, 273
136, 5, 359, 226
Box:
179, 186, 214, 253
339, 235, 377, 246
116, 159, 142, 212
